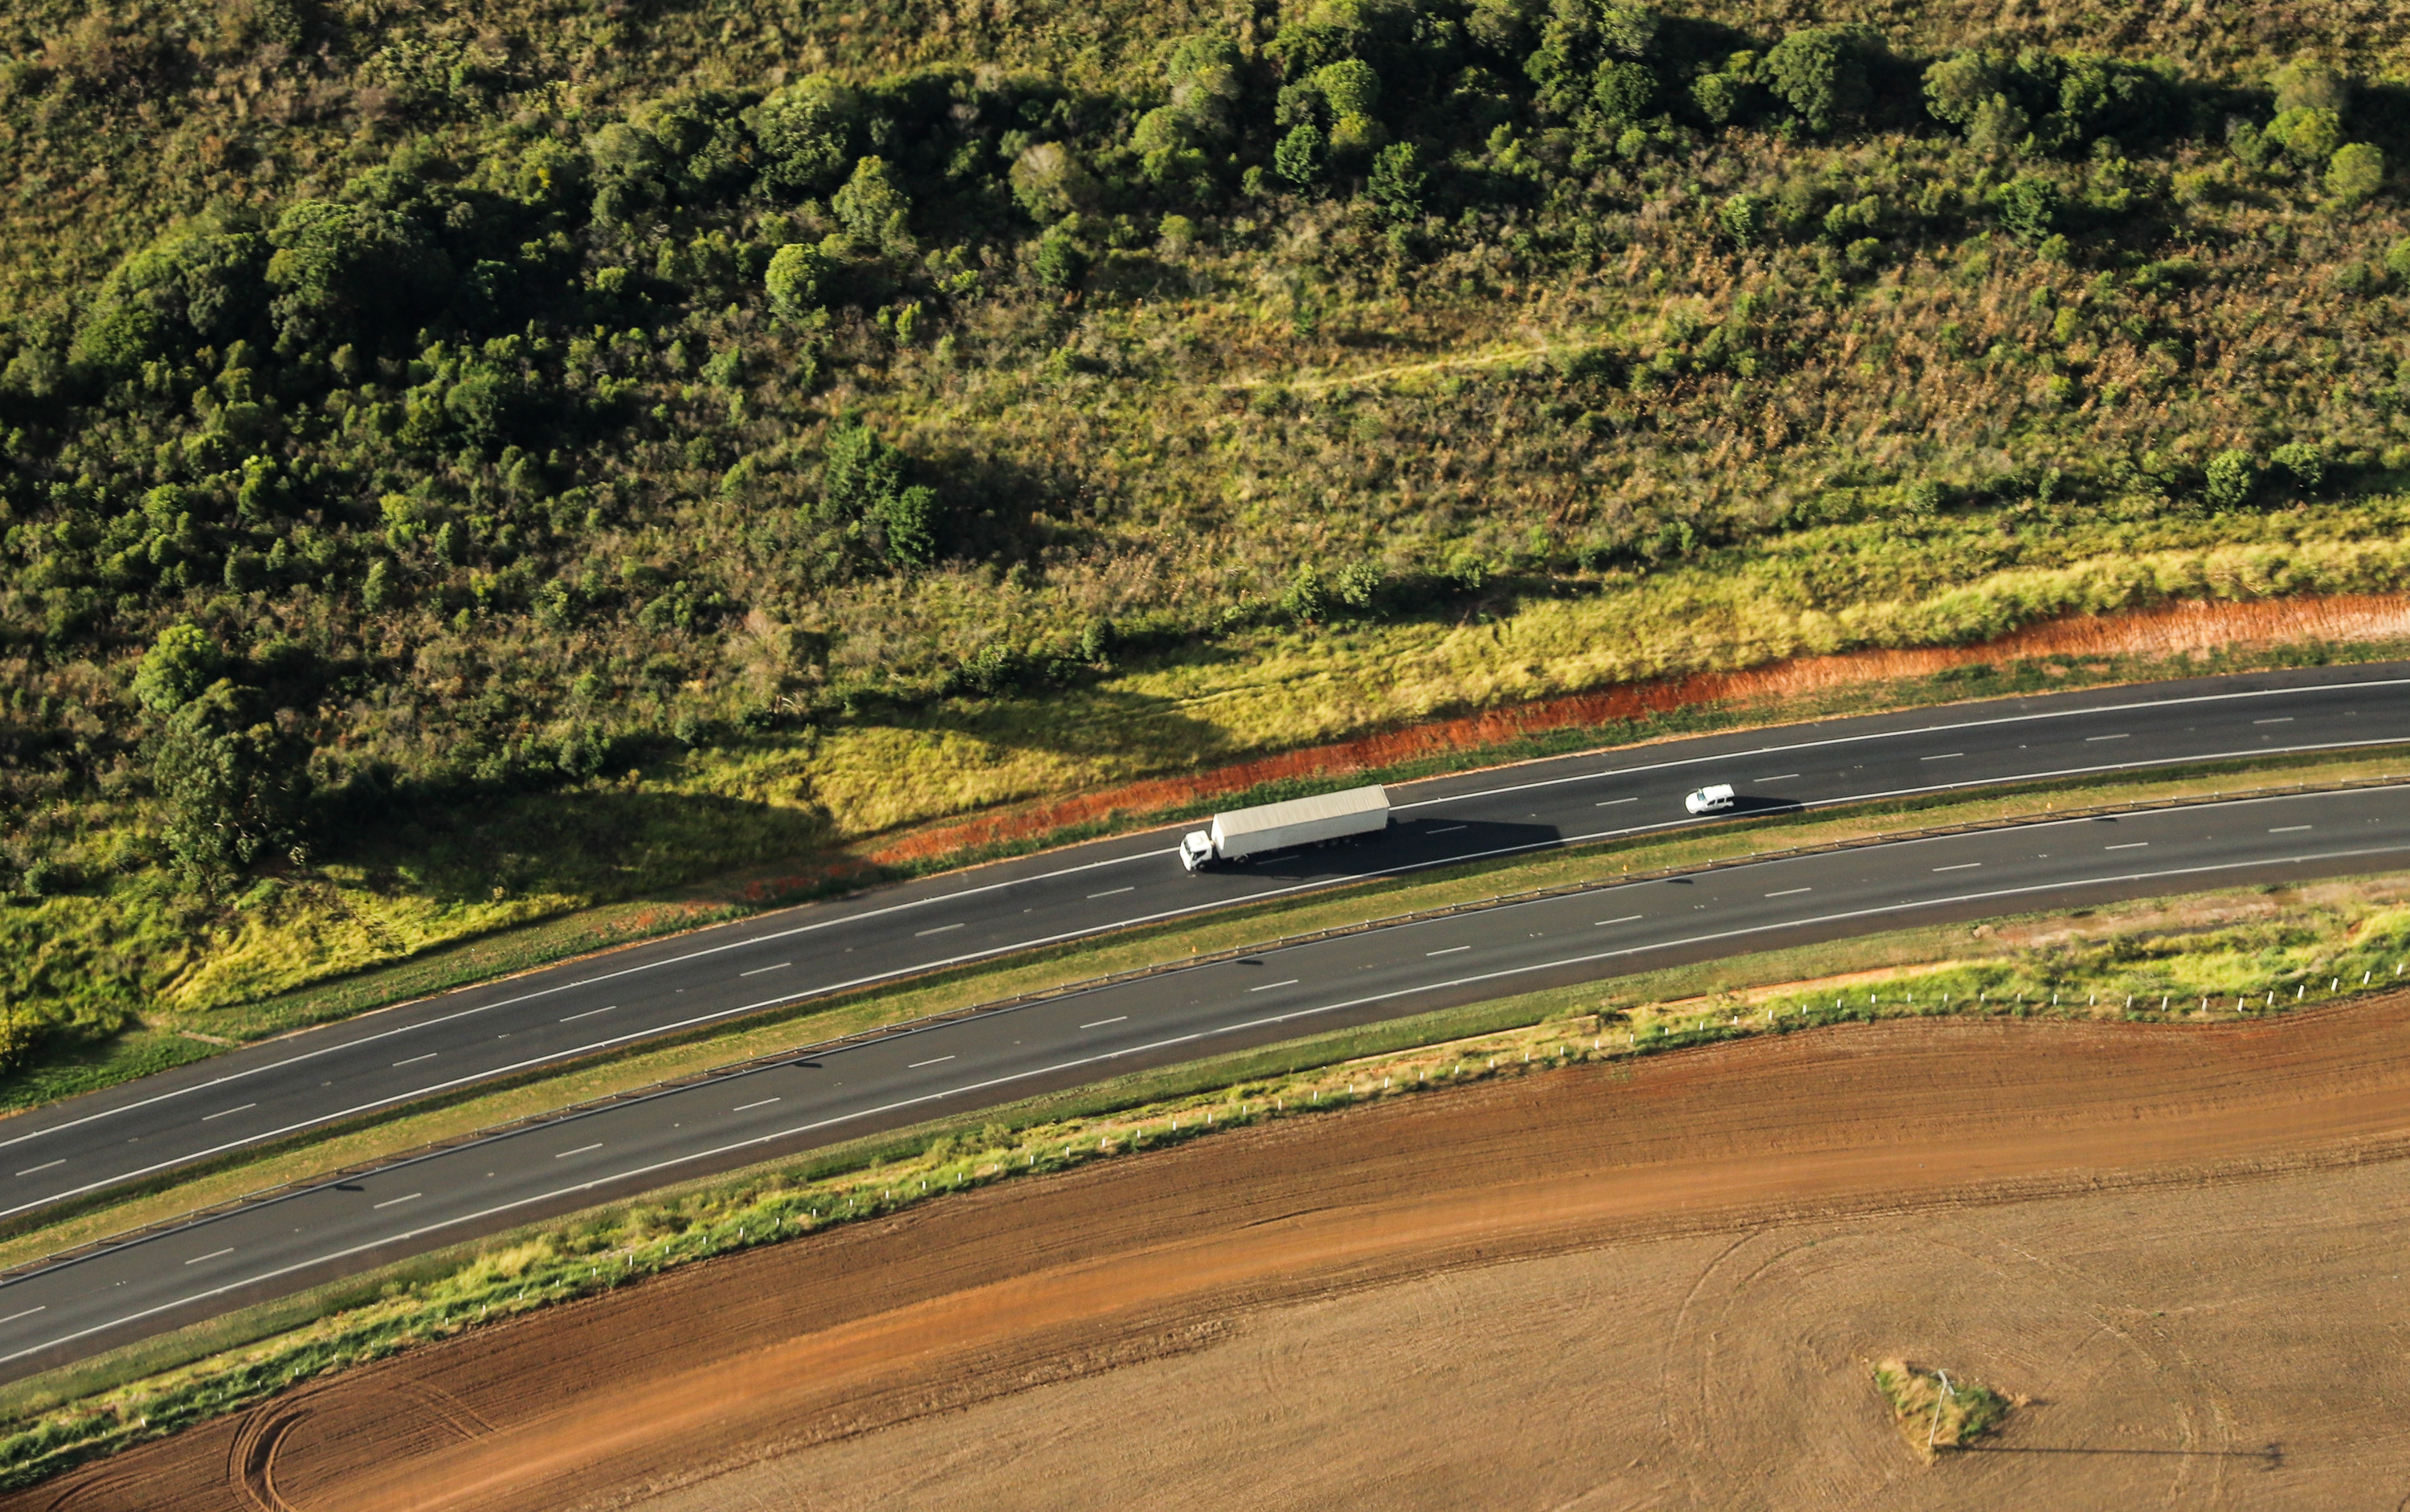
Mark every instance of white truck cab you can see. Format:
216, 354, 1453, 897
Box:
1178, 830, 1216, 872
1684, 783, 1737, 815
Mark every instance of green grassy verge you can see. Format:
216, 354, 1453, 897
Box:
3, 864, 2409, 1490
13, 638, 2410, 1120
5, 743, 2404, 1269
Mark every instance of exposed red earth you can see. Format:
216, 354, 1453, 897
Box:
754, 591, 2410, 897
29, 993, 2410, 1510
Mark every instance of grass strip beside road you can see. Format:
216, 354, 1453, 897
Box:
5, 866, 2410, 1490
100, 635, 2410, 1085
2, 747, 2406, 1273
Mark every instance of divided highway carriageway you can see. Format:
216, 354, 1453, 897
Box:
1, 665, 2408, 1371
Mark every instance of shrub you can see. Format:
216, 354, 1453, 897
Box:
1718, 193, 1763, 246
2326, 143, 2385, 206
1033, 228, 1087, 289
2204, 448, 2257, 508
1367, 143, 1425, 223
1996, 174, 2061, 243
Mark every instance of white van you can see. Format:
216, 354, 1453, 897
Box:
1684, 784, 1736, 815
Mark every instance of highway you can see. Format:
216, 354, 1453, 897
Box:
5, 780, 2410, 1376
2, 666, 2406, 1237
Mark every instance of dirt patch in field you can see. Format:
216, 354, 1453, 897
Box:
754, 591, 2410, 893
29, 996, 2410, 1511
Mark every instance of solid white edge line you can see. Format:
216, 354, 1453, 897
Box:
1387, 676, 2410, 811
0, 836, 1186, 1160
12, 676, 2400, 1163
5, 763, 2404, 1225
26, 823, 2410, 1369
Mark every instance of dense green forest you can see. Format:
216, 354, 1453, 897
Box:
0, 0, 2408, 1056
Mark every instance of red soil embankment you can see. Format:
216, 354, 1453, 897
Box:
31, 993, 2410, 1511
760, 592, 2410, 896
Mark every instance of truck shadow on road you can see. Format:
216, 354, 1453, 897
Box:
1222, 819, 1566, 883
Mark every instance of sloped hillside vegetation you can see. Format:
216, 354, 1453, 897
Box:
0, 0, 2407, 1056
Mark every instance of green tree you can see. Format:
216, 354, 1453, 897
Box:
1691, 70, 1748, 125
1008, 142, 1099, 220
1274, 122, 1327, 186
1718, 192, 1763, 246
2326, 142, 2385, 205
2204, 448, 2257, 508
2267, 106, 2343, 167
1464, 0, 1538, 53
1997, 174, 2062, 243
1033, 228, 1088, 289
754, 76, 860, 195
443, 363, 519, 447
1922, 51, 2007, 129
2270, 442, 2325, 492
2271, 58, 2350, 116
765, 243, 832, 321
1367, 142, 1426, 222
1763, 27, 1876, 134
133, 623, 223, 714
264, 199, 448, 348
1165, 34, 1244, 137
818, 423, 942, 567
73, 219, 267, 372
152, 680, 305, 888
831, 157, 913, 251
1314, 59, 1380, 118
1967, 93, 2030, 157
1592, 59, 1656, 129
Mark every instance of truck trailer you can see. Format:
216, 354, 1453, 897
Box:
1178, 784, 1391, 872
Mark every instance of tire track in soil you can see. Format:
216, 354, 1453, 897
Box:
24, 997, 2410, 1511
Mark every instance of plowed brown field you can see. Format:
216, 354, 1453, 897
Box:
27, 999, 2410, 1511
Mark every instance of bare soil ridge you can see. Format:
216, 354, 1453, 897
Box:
830, 592, 2410, 880
27, 993, 2410, 1510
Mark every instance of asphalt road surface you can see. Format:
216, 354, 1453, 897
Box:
3, 665, 2408, 1237
6, 780, 2410, 1377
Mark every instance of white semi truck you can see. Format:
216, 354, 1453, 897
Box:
1178, 784, 1391, 872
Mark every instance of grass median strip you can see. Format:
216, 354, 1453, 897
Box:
6, 866, 2410, 1489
